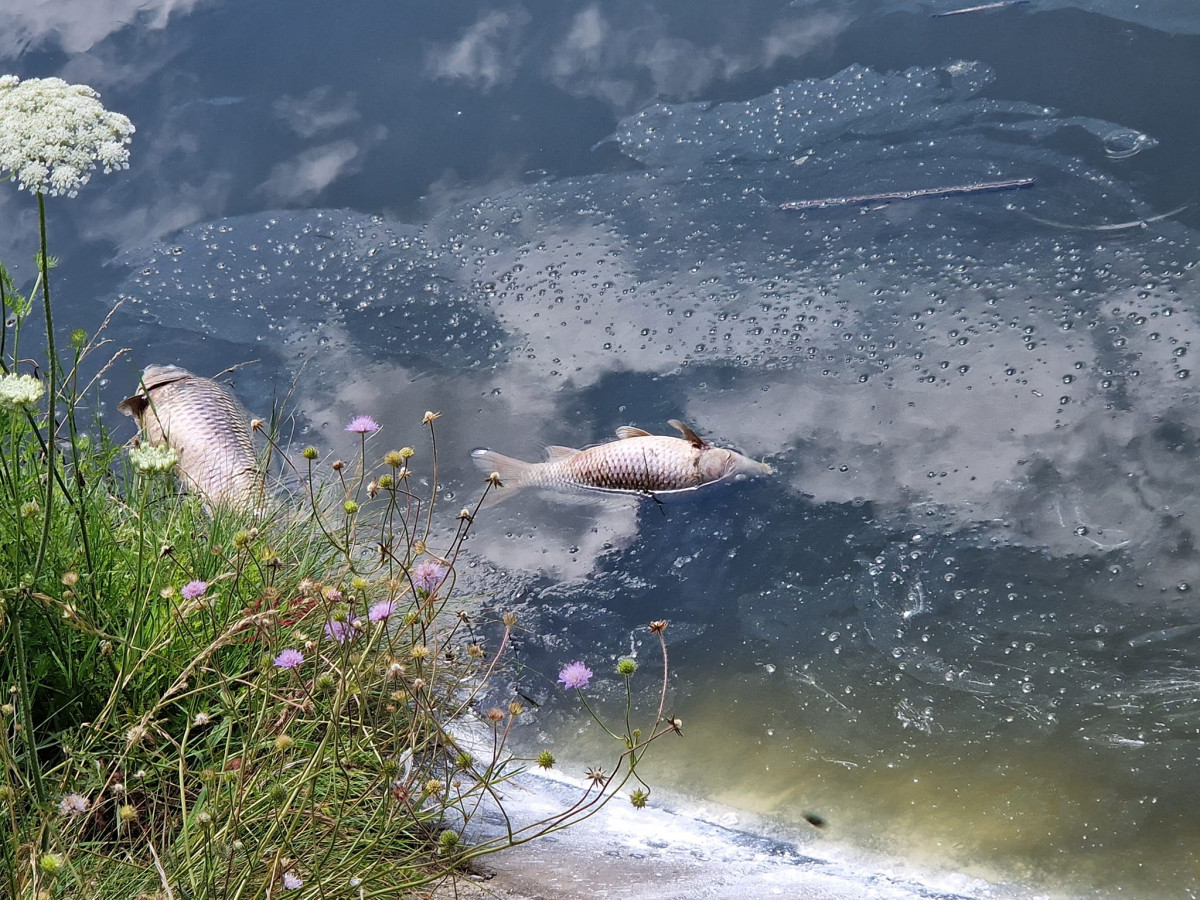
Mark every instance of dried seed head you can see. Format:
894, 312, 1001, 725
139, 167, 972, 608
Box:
648, 620, 669, 634
486, 708, 505, 723
302, 445, 319, 460
421, 411, 441, 425
331, 459, 345, 472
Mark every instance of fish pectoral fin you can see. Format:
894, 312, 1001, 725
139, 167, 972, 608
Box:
615, 426, 652, 440
117, 394, 149, 419
668, 419, 707, 449
544, 445, 579, 460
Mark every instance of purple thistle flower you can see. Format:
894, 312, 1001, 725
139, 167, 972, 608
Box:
369, 600, 395, 622
325, 618, 360, 644
412, 559, 447, 593
274, 648, 304, 670
283, 872, 303, 890
557, 661, 593, 691
345, 415, 380, 434
181, 580, 207, 601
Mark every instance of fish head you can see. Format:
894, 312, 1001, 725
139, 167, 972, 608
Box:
698, 447, 774, 483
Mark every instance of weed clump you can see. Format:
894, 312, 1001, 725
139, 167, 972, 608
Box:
0, 72, 680, 899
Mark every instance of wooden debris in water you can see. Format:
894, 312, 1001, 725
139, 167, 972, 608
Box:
778, 177, 1035, 212
933, 0, 1030, 17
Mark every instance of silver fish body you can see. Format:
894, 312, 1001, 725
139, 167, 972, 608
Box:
119, 364, 264, 510
472, 419, 771, 500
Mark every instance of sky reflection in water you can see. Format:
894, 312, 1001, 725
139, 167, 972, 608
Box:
5, 1, 1200, 895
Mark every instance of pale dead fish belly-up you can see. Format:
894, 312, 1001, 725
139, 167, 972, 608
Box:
119, 364, 265, 510
472, 419, 772, 501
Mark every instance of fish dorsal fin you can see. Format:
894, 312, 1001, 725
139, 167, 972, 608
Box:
616, 426, 651, 440
545, 445, 579, 461
668, 419, 707, 448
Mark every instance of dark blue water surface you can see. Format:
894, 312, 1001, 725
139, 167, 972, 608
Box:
5, 1, 1200, 895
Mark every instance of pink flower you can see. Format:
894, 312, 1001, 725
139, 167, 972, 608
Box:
58, 792, 89, 817
369, 600, 395, 622
274, 649, 304, 670
181, 580, 207, 601
557, 661, 593, 690
282, 872, 303, 889
412, 559, 447, 593
345, 415, 380, 434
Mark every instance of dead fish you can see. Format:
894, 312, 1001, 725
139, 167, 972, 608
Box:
471, 419, 772, 501
119, 364, 265, 510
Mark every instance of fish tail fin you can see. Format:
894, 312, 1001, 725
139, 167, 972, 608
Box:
471, 448, 532, 505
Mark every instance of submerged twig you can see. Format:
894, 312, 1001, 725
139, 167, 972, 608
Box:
779, 177, 1035, 211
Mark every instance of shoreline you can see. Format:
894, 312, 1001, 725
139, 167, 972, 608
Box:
439, 765, 1034, 900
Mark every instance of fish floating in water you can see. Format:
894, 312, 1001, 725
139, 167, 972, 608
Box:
119, 364, 266, 510
472, 419, 772, 500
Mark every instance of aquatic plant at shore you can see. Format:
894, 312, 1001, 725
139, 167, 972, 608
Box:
0, 74, 679, 899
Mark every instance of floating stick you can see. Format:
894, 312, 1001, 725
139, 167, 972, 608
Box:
933, 0, 1030, 17
778, 177, 1035, 211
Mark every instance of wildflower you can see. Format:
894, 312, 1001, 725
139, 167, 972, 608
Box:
38, 852, 65, 877
411, 559, 447, 593
399, 446, 415, 459
345, 415, 380, 434
557, 661, 593, 691
314, 672, 336, 693
617, 658, 637, 676
410, 644, 430, 660
181, 580, 207, 601
630, 789, 649, 809
322, 586, 343, 602
585, 766, 607, 786
438, 829, 460, 852
0, 75, 134, 197
384, 450, 404, 467
509, 700, 524, 716
422, 410, 441, 425
274, 648, 304, 670
20, 501, 40, 519
192, 712, 211, 728
127, 442, 179, 474
275, 735, 294, 752
537, 750, 555, 769
324, 618, 359, 645
58, 793, 89, 817
118, 803, 138, 823
343, 500, 358, 515
377, 473, 394, 489
125, 723, 148, 747
368, 600, 394, 623
0, 372, 44, 410
486, 708, 505, 723
302, 445, 319, 460
283, 872, 303, 890
649, 619, 669, 634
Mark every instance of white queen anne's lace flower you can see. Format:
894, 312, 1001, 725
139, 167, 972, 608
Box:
0, 372, 45, 410
0, 74, 134, 198
128, 442, 181, 474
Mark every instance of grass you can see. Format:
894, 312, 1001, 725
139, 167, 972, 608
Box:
0, 77, 681, 899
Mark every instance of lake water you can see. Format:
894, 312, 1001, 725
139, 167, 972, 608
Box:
4, 1, 1200, 896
